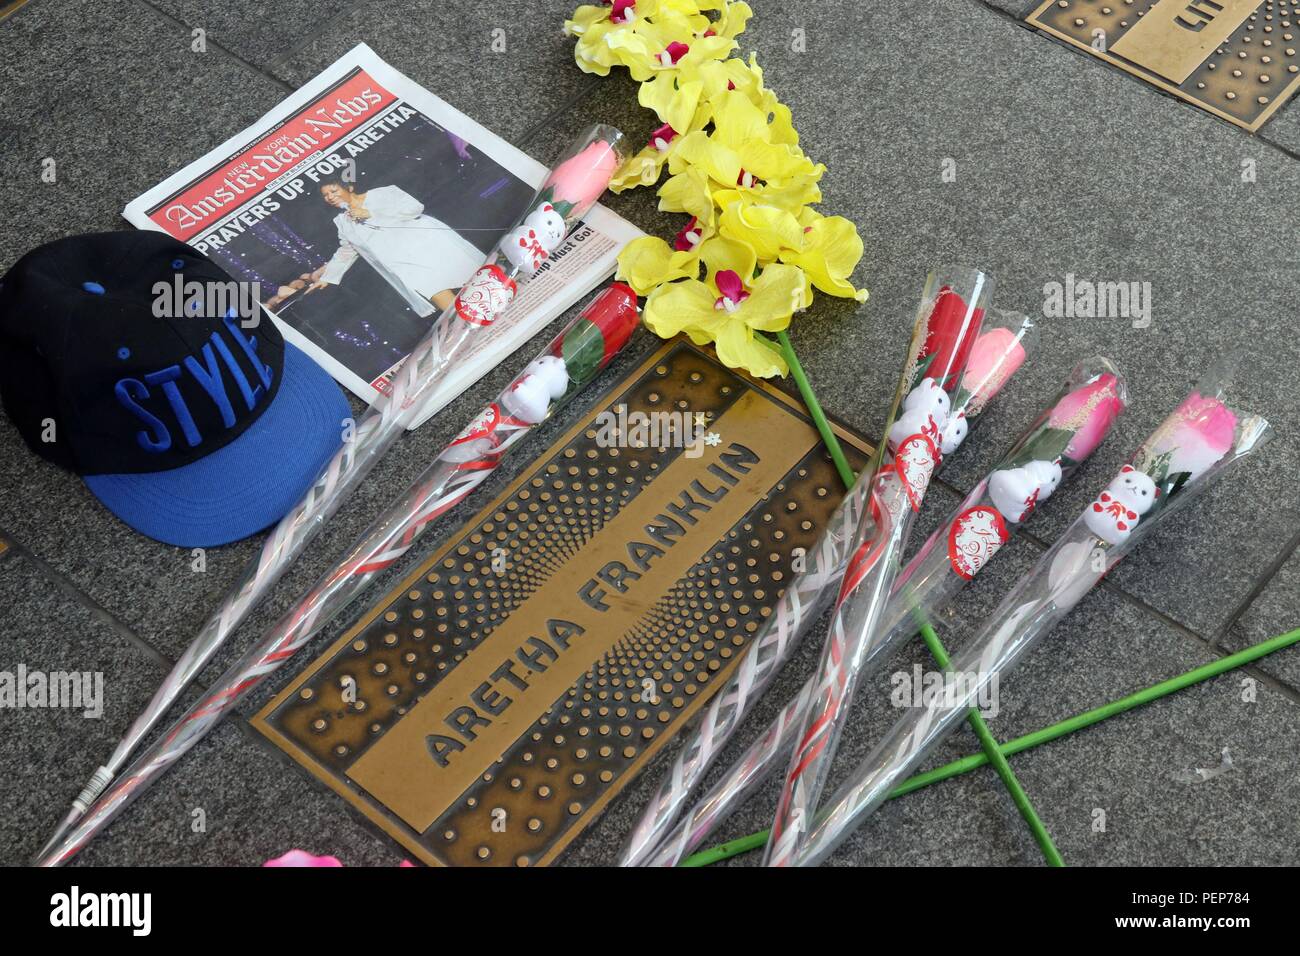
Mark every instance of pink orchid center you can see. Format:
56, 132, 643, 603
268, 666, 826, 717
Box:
674, 217, 702, 251
650, 122, 678, 151
737, 168, 758, 188
713, 270, 750, 312
659, 41, 689, 66
607, 0, 635, 23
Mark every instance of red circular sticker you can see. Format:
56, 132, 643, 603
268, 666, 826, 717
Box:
455, 264, 517, 327
440, 404, 501, 463
947, 505, 1010, 580
893, 433, 938, 513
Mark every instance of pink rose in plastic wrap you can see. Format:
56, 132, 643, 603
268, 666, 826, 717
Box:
1151, 392, 1238, 480
1050, 373, 1125, 462
544, 141, 621, 207
962, 326, 1026, 407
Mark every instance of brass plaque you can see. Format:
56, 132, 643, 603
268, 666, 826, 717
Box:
255, 340, 872, 866
1028, 0, 1300, 131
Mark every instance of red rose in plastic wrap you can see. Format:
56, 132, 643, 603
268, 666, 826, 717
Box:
918, 286, 983, 390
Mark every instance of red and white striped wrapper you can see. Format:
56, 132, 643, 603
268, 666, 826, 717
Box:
639, 357, 1126, 866
763, 268, 990, 867
795, 360, 1270, 866
619, 312, 1037, 867
36, 124, 632, 865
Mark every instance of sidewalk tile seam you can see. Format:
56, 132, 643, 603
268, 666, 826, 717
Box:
1210, 527, 1300, 648
130, 0, 295, 94
0, 528, 174, 672
259, 0, 377, 74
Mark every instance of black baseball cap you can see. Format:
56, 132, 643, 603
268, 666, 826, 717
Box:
0, 231, 350, 547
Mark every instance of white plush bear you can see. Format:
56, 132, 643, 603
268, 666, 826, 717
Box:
888, 378, 950, 451
502, 374, 552, 424
1024, 459, 1062, 498
525, 203, 566, 251
502, 226, 548, 273
524, 354, 570, 399
1083, 464, 1158, 544
904, 377, 950, 418
987, 458, 1063, 523
940, 410, 968, 456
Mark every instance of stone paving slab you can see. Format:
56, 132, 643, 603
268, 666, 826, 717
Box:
1218, 542, 1300, 689
67, 719, 407, 867
144, 0, 358, 76
271, 0, 599, 144
0, 547, 170, 865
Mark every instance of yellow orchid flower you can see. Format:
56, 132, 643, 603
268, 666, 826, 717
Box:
599, 8, 735, 81
566, 1, 723, 80
715, 194, 806, 260
657, 165, 716, 228
616, 235, 701, 295
712, 0, 753, 40
779, 209, 869, 303
609, 74, 708, 192
565, 0, 870, 380
616, 226, 740, 295
669, 90, 821, 198
642, 237, 804, 377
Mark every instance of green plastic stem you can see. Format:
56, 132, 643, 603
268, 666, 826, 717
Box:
774, 330, 856, 489
911, 606, 1064, 866
681, 626, 1300, 866
770, 329, 1058, 862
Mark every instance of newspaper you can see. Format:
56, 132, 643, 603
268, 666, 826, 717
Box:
124, 43, 641, 428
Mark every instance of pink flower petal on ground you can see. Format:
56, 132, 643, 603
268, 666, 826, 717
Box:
263, 849, 344, 867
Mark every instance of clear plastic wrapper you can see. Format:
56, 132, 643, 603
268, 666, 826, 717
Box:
641, 356, 1126, 866
619, 308, 1033, 867
37, 126, 630, 866
763, 267, 990, 866
795, 357, 1271, 866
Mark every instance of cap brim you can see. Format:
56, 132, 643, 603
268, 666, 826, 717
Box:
85, 343, 351, 548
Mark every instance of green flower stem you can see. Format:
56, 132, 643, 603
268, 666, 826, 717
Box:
681, 625, 1300, 866
910, 603, 1064, 867
765, 329, 1060, 863
772, 331, 856, 489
